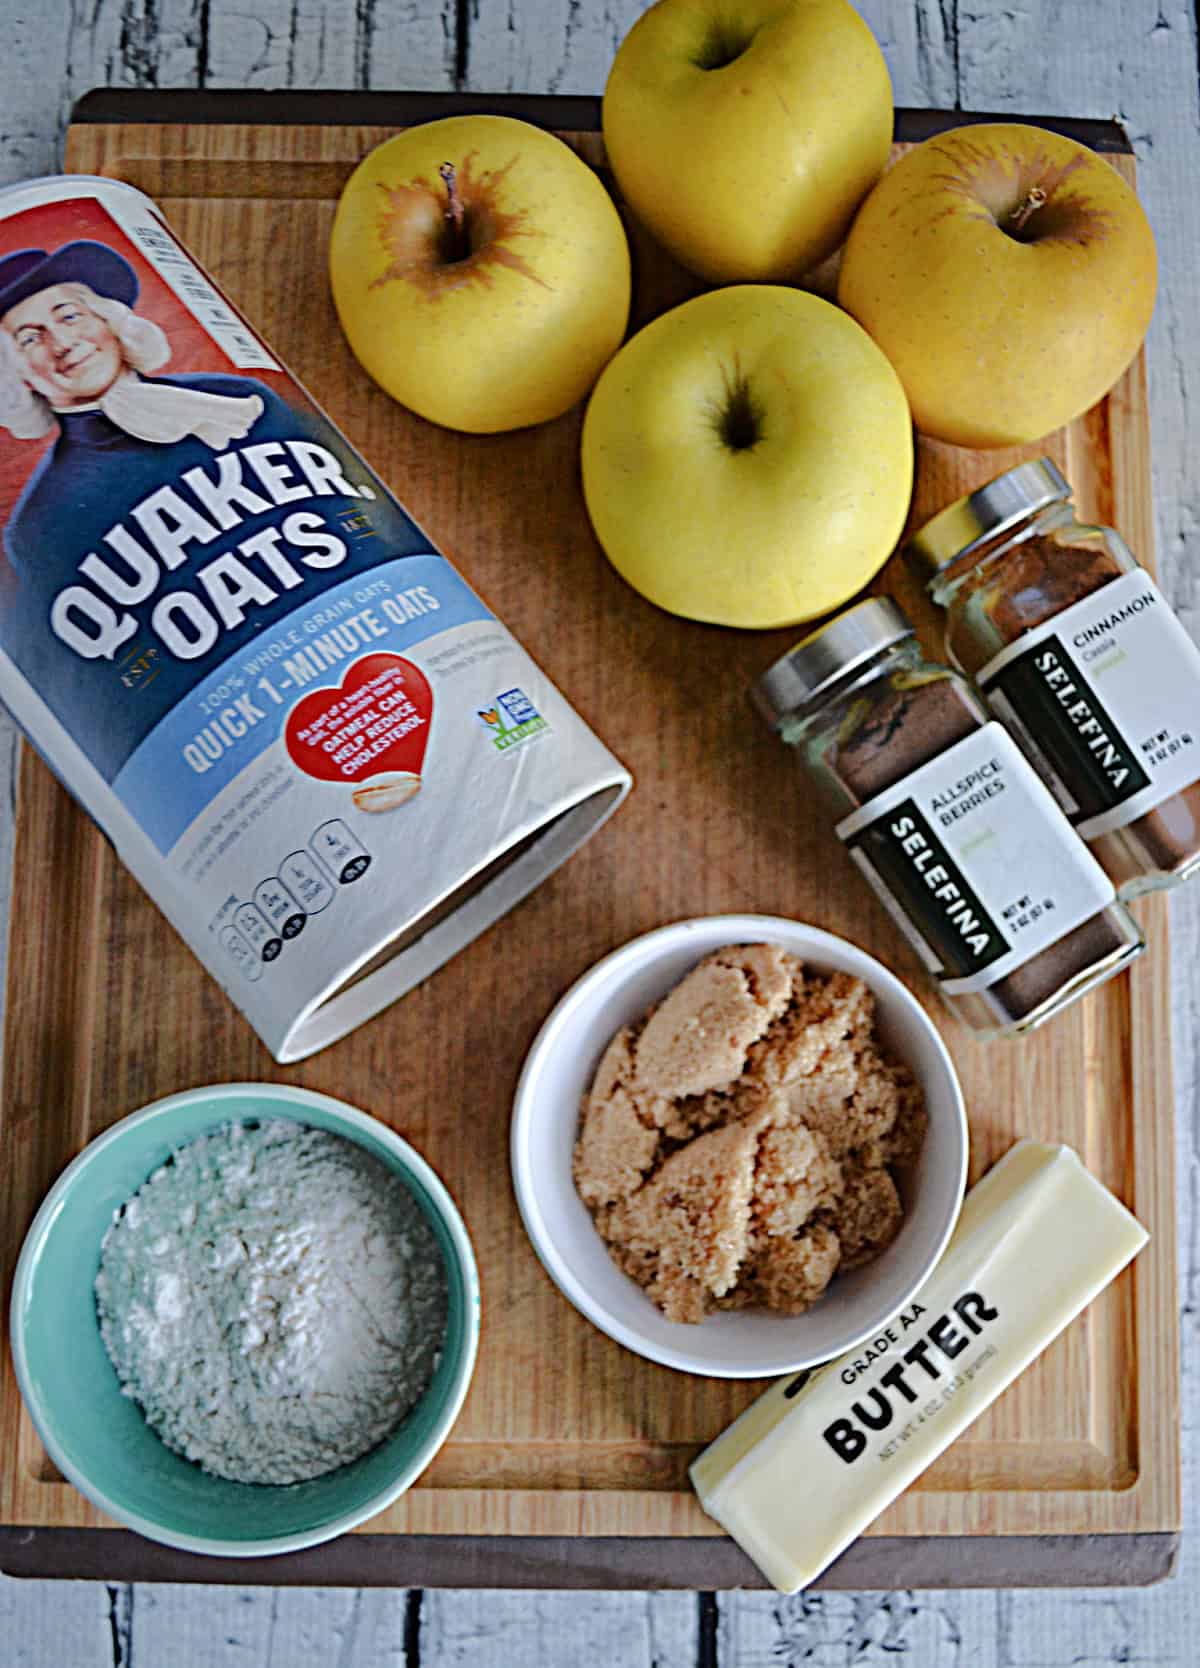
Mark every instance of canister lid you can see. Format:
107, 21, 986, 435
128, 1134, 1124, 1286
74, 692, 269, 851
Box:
751, 597, 914, 731
904, 459, 1072, 584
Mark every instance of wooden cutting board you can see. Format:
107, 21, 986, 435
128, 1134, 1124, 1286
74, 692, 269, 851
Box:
0, 94, 1180, 1586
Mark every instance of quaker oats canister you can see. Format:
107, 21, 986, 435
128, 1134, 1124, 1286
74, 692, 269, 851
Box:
0, 175, 630, 1061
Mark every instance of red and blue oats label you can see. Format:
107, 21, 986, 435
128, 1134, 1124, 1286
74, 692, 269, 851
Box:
0, 192, 489, 852
0, 181, 629, 1060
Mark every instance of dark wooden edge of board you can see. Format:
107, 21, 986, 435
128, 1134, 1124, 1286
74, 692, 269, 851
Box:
69, 89, 1133, 152
0, 1528, 1179, 1589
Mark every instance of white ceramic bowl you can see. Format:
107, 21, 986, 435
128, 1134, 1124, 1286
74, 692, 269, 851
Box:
511, 915, 968, 1378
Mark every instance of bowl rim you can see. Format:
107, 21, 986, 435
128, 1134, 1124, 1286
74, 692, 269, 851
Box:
10, 1081, 481, 1558
510, 913, 969, 1378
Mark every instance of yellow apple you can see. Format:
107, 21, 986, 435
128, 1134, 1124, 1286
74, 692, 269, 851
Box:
837, 122, 1158, 448
602, 0, 892, 284
329, 115, 631, 433
580, 286, 913, 628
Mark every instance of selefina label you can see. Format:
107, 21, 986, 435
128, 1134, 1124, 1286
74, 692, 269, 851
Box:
977, 569, 1200, 838
836, 724, 1116, 994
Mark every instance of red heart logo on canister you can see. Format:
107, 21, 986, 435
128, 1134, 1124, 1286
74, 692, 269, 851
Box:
284, 652, 432, 786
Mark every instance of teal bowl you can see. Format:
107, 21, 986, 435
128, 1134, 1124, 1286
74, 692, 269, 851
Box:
10, 1083, 480, 1557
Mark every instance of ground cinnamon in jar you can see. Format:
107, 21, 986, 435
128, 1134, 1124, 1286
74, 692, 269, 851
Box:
907, 460, 1200, 898
753, 598, 1143, 1039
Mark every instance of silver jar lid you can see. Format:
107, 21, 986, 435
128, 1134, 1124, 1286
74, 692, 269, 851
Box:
904, 458, 1072, 584
752, 597, 914, 731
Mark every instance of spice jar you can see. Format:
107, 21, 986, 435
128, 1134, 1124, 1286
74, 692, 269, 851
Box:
752, 598, 1143, 1039
906, 460, 1200, 898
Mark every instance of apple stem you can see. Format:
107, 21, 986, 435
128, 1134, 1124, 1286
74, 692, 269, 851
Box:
1008, 185, 1047, 235
438, 161, 469, 261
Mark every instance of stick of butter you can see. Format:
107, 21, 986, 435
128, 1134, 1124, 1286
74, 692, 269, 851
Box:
689, 1140, 1148, 1592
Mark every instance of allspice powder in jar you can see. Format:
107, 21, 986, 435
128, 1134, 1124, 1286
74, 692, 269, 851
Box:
751, 598, 1143, 1039
906, 459, 1200, 898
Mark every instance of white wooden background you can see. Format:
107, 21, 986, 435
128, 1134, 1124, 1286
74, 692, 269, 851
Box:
1, 1, 1197, 1662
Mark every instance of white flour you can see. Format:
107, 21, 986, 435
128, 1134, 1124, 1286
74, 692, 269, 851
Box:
95, 1119, 448, 1485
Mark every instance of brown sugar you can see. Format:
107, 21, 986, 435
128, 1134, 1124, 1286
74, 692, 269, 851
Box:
857, 1074, 928, 1171
832, 1167, 904, 1270
747, 969, 874, 1084
633, 942, 795, 1100
752, 1116, 843, 1240
573, 946, 923, 1324
572, 1025, 663, 1209
604, 1113, 762, 1301
572, 1078, 660, 1211
729, 1223, 843, 1317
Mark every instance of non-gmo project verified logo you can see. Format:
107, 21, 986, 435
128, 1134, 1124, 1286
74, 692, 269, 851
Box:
477, 688, 549, 752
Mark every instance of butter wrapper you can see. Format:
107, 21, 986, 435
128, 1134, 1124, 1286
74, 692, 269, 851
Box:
689, 1141, 1148, 1593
